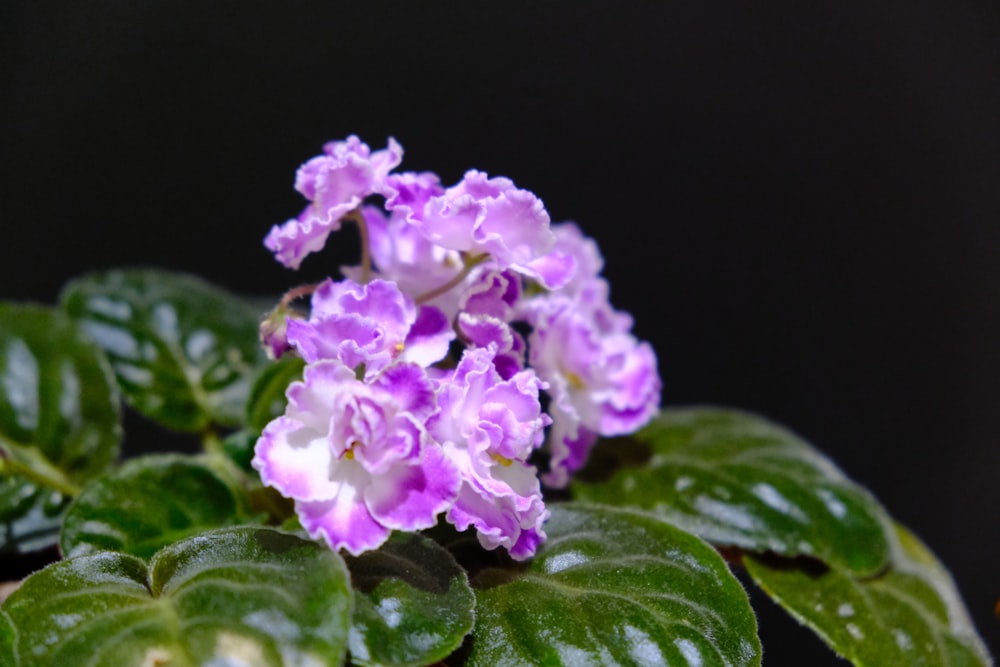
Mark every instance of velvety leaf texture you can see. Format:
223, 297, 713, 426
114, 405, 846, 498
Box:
573, 407, 890, 575
345, 532, 475, 666
59, 269, 267, 432
466, 503, 761, 667
745, 523, 993, 667
2, 527, 352, 666
0, 303, 121, 552
60, 454, 245, 560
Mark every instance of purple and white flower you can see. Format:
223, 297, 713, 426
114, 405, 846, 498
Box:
252, 361, 459, 555
257, 135, 664, 559
265, 136, 403, 269
528, 298, 660, 486
430, 347, 550, 560
286, 277, 453, 378
344, 205, 468, 318
519, 223, 662, 487
413, 170, 573, 289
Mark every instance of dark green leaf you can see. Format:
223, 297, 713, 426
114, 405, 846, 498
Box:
745, 523, 992, 666
0, 479, 69, 554
60, 269, 267, 432
3, 526, 352, 666
61, 455, 246, 560
345, 532, 474, 667
222, 428, 259, 472
573, 407, 891, 575
246, 354, 304, 434
467, 503, 761, 666
0, 303, 121, 552
0, 609, 14, 666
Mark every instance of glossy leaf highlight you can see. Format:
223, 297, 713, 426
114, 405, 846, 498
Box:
0, 303, 121, 552
3, 527, 352, 666
345, 532, 475, 666
467, 503, 761, 667
573, 407, 890, 575
0, 481, 69, 554
60, 269, 267, 432
745, 523, 993, 666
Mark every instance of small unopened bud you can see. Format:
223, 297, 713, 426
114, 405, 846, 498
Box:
260, 306, 293, 359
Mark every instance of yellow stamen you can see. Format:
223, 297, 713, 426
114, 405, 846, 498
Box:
565, 371, 586, 390
344, 440, 361, 460
490, 453, 514, 467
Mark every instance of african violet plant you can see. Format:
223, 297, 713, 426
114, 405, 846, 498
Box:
0, 136, 992, 666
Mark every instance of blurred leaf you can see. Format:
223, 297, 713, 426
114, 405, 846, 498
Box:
745, 523, 993, 666
246, 354, 304, 434
0, 303, 121, 552
60, 269, 267, 432
61, 454, 246, 560
345, 532, 475, 667
573, 407, 891, 575
3, 527, 352, 666
0, 480, 69, 554
467, 503, 761, 666
221, 428, 258, 472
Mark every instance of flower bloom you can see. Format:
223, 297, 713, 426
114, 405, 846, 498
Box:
252, 361, 459, 555
265, 136, 403, 269
257, 136, 662, 560
413, 170, 574, 289
429, 347, 550, 559
286, 278, 452, 377
519, 223, 662, 487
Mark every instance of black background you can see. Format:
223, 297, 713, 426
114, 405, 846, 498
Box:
2, 2, 998, 663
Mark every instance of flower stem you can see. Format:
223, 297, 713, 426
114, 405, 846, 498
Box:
279, 282, 320, 309
415, 253, 489, 304
354, 211, 372, 284
201, 428, 224, 457
0, 455, 81, 497
340, 208, 371, 284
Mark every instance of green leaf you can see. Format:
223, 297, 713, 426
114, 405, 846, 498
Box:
467, 503, 761, 667
345, 531, 475, 667
222, 428, 259, 472
745, 523, 993, 666
60, 455, 246, 560
60, 269, 267, 432
0, 479, 69, 554
0, 303, 121, 552
246, 354, 304, 434
0, 609, 14, 667
573, 407, 891, 575
3, 526, 352, 666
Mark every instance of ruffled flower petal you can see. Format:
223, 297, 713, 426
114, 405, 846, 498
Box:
365, 444, 460, 531
265, 136, 403, 269
417, 170, 556, 276
253, 358, 454, 555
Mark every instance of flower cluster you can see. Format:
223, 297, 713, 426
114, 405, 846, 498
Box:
254, 136, 660, 559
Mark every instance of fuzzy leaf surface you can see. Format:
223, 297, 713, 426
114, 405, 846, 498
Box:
2, 526, 352, 666
745, 523, 993, 666
573, 407, 890, 574
345, 532, 475, 666
467, 503, 761, 667
61, 454, 246, 560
